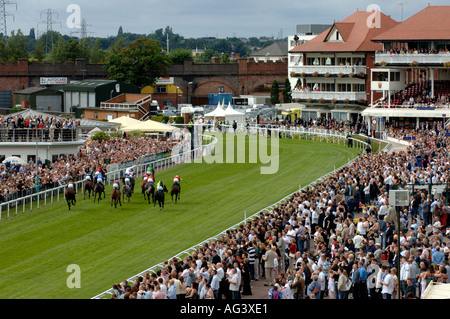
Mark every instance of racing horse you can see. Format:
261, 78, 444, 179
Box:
122, 176, 135, 193
170, 182, 181, 204
111, 188, 122, 210
154, 184, 168, 210
93, 182, 105, 204
142, 180, 156, 204
83, 179, 94, 200
122, 181, 133, 203
65, 187, 76, 210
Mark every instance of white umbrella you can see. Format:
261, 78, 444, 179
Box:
2, 156, 26, 165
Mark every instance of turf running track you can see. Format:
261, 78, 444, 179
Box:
0, 136, 360, 299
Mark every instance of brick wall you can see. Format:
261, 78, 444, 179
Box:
238, 58, 288, 95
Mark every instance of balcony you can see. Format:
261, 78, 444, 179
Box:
292, 90, 367, 101
0, 128, 80, 143
375, 53, 450, 66
290, 65, 367, 77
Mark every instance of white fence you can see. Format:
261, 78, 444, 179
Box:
91, 126, 391, 299
0, 135, 217, 220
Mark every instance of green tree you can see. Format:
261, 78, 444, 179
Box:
78, 38, 91, 61
49, 35, 66, 62
0, 39, 9, 62
104, 38, 171, 88
168, 48, 192, 64
6, 30, 29, 61
282, 78, 292, 103
89, 38, 105, 63
64, 40, 82, 62
197, 48, 220, 62
220, 52, 230, 64
33, 37, 45, 61
270, 80, 280, 105
107, 37, 125, 58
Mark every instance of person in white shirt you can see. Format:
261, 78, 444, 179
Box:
381, 267, 394, 299
353, 232, 364, 250
281, 281, 294, 299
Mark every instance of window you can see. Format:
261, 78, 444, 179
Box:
94, 112, 98, 119
390, 72, 400, 82
338, 83, 352, 92
218, 86, 224, 93
155, 86, 167, 93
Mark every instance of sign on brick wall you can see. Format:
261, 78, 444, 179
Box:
40, 77, 68, 85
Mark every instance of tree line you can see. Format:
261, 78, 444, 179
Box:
0, 26, 278, 65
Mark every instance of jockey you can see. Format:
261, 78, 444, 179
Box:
125, 165, 135, 177
173, 175, 182, 185
95, 169, 104, 186
146, 164, 154, 176
113, 180, 120, 190
156, 180, 164, 191
144, 166, 155, 183
124, 176, 131, 186
67, 181, 75, 189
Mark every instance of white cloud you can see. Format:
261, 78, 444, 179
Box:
5, 0, 441, 39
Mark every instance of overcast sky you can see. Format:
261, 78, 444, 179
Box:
7, 0, 447, 39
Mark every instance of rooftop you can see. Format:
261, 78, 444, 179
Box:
62, 79, 116, 92
372, 5, 450, 42
251, 40, 288, 57
290, 10, 399, 53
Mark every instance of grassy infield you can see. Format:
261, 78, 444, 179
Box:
0, 135, 360, 299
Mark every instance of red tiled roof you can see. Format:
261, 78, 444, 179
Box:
372, 5, 450, 41
290, 10, 399, 53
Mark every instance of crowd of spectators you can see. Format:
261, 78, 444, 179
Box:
108, 125, 449, 300
0, 134, 179, 202
0, 114, 79, 142
280, 115, 368, 135
376, 48, 450, 55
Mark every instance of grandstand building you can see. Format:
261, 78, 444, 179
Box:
288, 10, 399, 122
0, 109, 85, 164
362, 4, 450, 133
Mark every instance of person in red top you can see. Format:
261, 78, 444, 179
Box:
173, 175, 182, 191
288, 238, 297, 271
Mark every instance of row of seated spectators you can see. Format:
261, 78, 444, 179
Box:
374, 81, 450, 109
376, 48, 450, 55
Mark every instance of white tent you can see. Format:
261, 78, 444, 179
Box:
109, 116, 141, 130
205, 102, 227, 119
120, 119, 176, 133
224, 103, 245, 124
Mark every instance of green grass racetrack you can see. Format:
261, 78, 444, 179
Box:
0, 136, 360, 299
